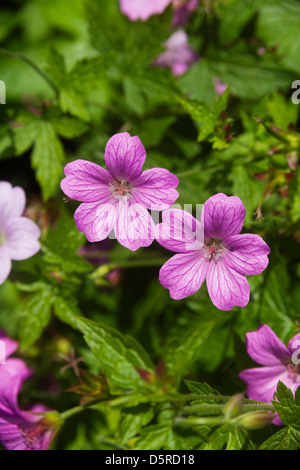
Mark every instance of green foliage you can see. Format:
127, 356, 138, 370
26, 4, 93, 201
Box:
0, 0, 300, 451
77, 317, 154, 390
260, 382, 300, 449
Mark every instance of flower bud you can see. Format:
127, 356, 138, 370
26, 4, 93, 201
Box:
223, 393, 244, 419
239, 411, 274, 430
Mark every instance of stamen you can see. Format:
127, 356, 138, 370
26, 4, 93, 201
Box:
109, 180, 131, 198
204, 239, 224, 263
18, 424, 45, 448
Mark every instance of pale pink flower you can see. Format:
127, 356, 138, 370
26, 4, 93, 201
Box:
0, 182, 41, 285
154, 29, 199, 76
120, 0, 172, 21
120, 0, 198, 23
214, 77, 228, 96
173, 0, 198, 26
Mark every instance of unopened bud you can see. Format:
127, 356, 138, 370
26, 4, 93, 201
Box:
239, 410, 274, 430
38, 411, 63, 429
223, 393, 244, 419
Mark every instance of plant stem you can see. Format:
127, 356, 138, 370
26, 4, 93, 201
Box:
60, 406, 83, 420
0, 47, 58, 95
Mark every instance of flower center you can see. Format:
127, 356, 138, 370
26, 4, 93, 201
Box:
204, 238, 224, 263
0, 230, 6, 246
109, 180, 132, 198
287, 362, 300, 382
18, 424, 46, 449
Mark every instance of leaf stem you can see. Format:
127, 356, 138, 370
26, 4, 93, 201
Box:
0, 47, 58, 95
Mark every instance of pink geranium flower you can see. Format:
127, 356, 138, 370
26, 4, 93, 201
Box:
120, 0, 198, 24
173, 0, 198, 26
0, 182, 41, 285
239, 325, 300, 425
154, 29, 199, 76
61, 132, 179, 251
214, 77, 228, 96
156, 193, 270, 310
120, 0, 172, 21
0, 331, 60, 450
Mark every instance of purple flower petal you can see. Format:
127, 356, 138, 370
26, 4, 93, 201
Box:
132, 168, 179, 210
0, 419, 30, 450
115, 199, 155, 251
0, 359, 33, 420
239, 365, 289, 403
159, 251, 208, 300
223, 233, 270, 275
154, 29, 199, 77
202, 193, 246, 240
206, 260, 250, 310
245, 325, 291, 366
120, 0, 172, 21
5, 218, 41, 261
104, 132, 146, 182
0, 182, 26, 220
156, 209, 203, 253
74, 201, 117, 243
173, 0, 198, 26
0, 331, 18, 359
60, 159, 114, 203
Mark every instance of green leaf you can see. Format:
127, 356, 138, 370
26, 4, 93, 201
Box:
177, 90, 230, 149
164, 321, 214, 384
257, 0, 300, 74
226, 427, 255, 450
206, 49, 294, 99
119, 404, 154, 445
76, 317, 154, 390
42, 215, 92, 274
53, 296, 81, 330
45, 49, 90, 121
260, 427, 300, 450
31, 120, 65, 200
19, 286, 54, 350
184, 381, 221, 403
133, 424, 181, 451
272, 381, 300, 428
231, 165, 263, 223
59, 89, 90, 122
218, 0, 259, 45
50, 116, 88, 139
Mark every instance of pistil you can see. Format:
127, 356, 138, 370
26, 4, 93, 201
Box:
109, 180, 131, 198
204, 238, 224, 262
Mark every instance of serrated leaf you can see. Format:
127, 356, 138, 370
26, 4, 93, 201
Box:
164, 321, 214, 384
226, 427, 255, 450
42, 216, 92, 274
19, 287, 54, 350
53, 296, 81, 330
31, 121, 65, 200
272, 381, 300, 428
77, 317, 154, 390
50, 116, 88, 139
260, 427, 300, 450
119, 404, 154, 445
257, 0, 300, 74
